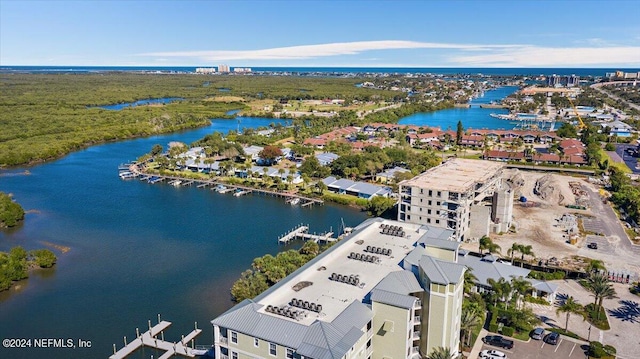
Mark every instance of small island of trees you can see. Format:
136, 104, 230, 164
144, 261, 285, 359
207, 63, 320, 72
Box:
0, 246, 57, 291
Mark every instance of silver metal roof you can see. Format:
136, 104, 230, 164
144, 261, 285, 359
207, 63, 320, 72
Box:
370, 289, 417, 309
374, 271, 423, 295
211, 300, 308, 348
330, 300, 372, 334
297, 321, 363, 359
456, 253, 529, 287
419, 256, 465, 285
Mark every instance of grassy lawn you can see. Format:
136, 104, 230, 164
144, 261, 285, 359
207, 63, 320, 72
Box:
585, 304, 611, 330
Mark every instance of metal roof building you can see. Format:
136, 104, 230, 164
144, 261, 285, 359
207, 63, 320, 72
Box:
210, 218, 468, 359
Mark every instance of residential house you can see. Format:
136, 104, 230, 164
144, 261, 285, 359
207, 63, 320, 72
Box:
322, 176, 392, 200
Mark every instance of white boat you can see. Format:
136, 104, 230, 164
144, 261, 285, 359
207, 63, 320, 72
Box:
169, 180, 182, 187
215, 184, 227, 192
119, 171, 136, 179
290, 197, 300, 206
188, 346, 213, 356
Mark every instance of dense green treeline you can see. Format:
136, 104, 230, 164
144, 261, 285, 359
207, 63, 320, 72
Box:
0, 192, 25, 228
0, 246, 57, 291
1, 73, 396, 166
231, 241, 325, 302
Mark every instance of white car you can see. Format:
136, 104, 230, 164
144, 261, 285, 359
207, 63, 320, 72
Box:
480, 349, 507, 359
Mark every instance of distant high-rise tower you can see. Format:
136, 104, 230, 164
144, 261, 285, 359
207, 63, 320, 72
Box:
218, 64, 230, 73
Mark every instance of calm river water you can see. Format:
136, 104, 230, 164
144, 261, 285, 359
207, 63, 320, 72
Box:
0, 86, 517, 358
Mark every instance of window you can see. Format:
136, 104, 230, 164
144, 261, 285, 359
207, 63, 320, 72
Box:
427, 218, 431, 223
435, 219, 440, 224
427, 209, 431, 214
230, 331, 238, 344
428, 190, 432, 196
286, 348, 294, 359
420, 189, 423, 194
436, 201, 440, 206
269, 343, 277, 356
232, 352, 238, 359
428, 200, 432, 206
366, 339, 372, 348
254, 338, 259, 347
367, 321, 372, 330
437, 191, 442, 197
436, 210, 440, 215
420, 198, 423, 203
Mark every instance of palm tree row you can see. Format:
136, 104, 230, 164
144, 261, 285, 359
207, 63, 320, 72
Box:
507, 242, 535, 266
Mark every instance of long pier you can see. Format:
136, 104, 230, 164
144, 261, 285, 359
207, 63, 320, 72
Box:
123, 168, 324, 207
110, 316, 204, 359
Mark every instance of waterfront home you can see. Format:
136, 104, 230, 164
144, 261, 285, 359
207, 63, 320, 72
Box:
375, 166, 411, 184
322, 176, 392, 200
315, 152, 339, 166
243, 145, 264, 161
456, 250, 558, 303
603, 120, 633, 137
185, 159, 221, 175
483, 150, 525, 162
236, 165, 303, 184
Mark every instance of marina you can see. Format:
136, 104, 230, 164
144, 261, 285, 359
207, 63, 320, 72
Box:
119, 170, 324, 207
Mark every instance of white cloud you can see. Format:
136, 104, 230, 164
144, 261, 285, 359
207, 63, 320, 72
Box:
138, 40, 521, 61
449, 46, 640, 67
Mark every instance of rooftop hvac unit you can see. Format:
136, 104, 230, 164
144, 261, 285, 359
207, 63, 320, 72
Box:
317, 304, 322, 312
349, 252, 355, 258
310, 303, 317, 311
355, 253, 361, 260
266, 305, 273, 312
388, 249, 392, 256
366, 245, 372, 252
331, 273, 337, 280
376, 247, 382, 254
304, 301, 310, 309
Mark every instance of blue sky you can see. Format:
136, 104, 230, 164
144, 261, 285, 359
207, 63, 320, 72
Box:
1, 0, 639, 67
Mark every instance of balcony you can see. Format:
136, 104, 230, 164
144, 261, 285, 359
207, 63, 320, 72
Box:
410, 346, 420, 359
412, 331, 420, 340
367, 328, 373, 338
413, 299, 421, 309
413, 315, 421, 325
218, 337, 229, 345
220, 355, 229, 359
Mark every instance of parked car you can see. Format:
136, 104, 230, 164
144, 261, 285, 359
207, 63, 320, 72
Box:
480, 349, 507, 358
544, 332, 560, 345
531, 327, 545, 340
588, 242, 598, 249
482, 335, 514, 349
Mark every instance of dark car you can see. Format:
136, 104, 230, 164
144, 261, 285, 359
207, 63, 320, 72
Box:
482, 335, 514, 349
544, 332, 560, 345
588, 242, 598, 249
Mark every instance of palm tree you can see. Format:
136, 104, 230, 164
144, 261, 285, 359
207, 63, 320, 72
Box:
507, 243, 522, 264
519, 245, 534, 266
556, 296, 584, 332
487, 277, 513, 308
479, 236, 501, 255
510, 276, 533, 310
427, 346, 454, 359
463, 268, 478, 295
586, 259, 606, 274
586, 272, 617, 320
460, 307, 481, 349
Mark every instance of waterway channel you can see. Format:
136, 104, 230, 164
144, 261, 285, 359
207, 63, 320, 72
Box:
0, 86, 520, 358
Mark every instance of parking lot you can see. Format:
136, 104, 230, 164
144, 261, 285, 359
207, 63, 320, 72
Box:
480, 334, 588, 359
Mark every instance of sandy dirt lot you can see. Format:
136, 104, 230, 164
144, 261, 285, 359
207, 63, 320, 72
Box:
461, 170, 638, 274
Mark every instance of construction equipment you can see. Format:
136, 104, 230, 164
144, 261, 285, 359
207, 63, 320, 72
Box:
567, 96, 587, 129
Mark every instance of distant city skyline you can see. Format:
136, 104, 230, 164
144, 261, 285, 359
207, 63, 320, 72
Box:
1, 0, 639, 68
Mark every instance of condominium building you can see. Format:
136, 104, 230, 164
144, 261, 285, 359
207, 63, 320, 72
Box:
218, 64, 230, 73
211, 218, 466, 359
397, 158, 513, 242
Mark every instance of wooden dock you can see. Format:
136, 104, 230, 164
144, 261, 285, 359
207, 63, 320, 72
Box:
110, 318, 203, 359
278, 225, 336, 244
121, 169, 324, 206
278, 225, 309, 243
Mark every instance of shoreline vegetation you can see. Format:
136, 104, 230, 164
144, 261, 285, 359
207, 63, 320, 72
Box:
0, 246, 57, 292
0, 192, 25, 228
0, 72, 464, 167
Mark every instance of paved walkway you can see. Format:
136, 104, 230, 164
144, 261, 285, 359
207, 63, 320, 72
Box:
467, 328, 488, 359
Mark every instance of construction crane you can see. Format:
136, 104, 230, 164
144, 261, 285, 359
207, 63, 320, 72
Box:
567, 96, 587, 130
